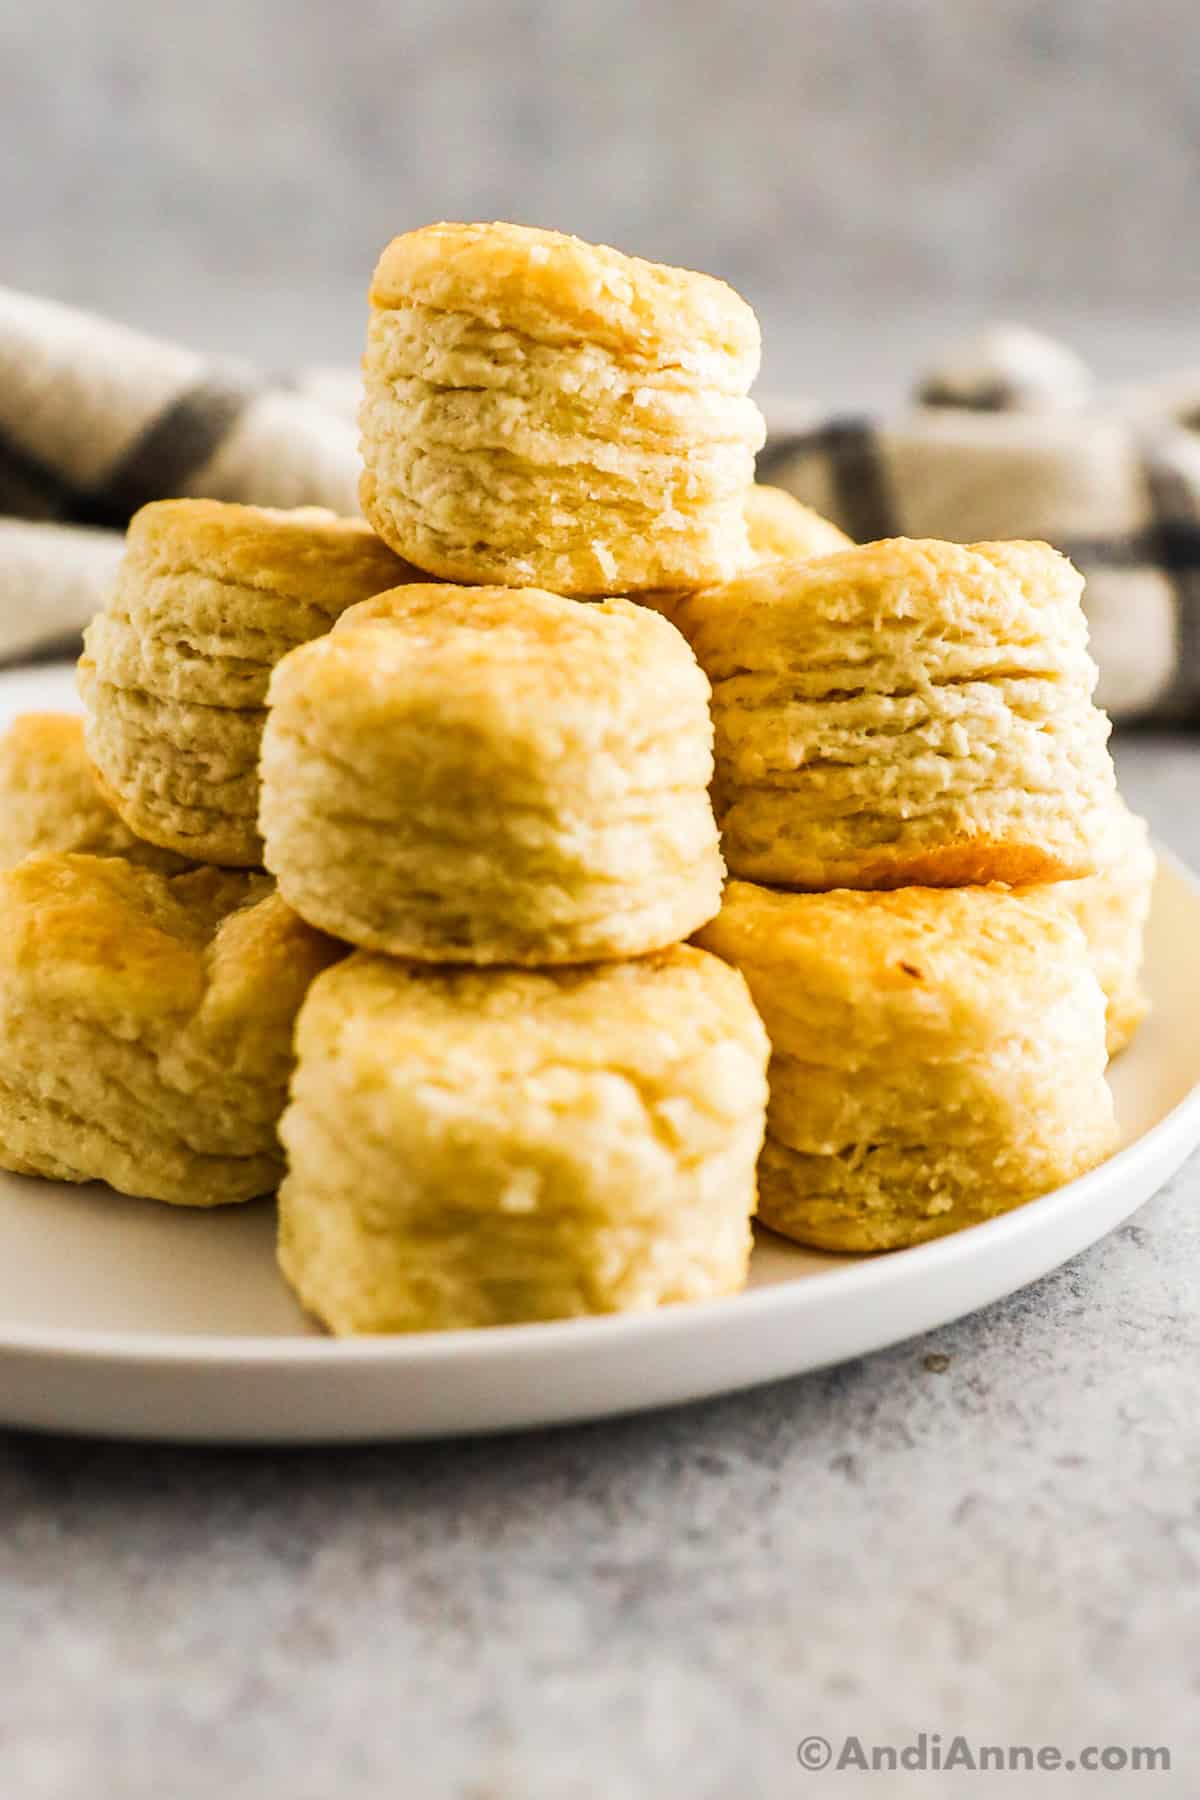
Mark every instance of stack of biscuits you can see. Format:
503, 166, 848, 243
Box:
0, 221, 1153, 1331
676, 535, 1151, 1250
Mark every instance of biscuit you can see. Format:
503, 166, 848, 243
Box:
639, 484, 853, 620
277, 945, 769, 1332
0, 854, 342, 1204
672, 538, 1118, 888
0, 712, 192, 872
260, 584, 724, 963
743, 483, 854, 563
1025, 798, 1155, 1056
695, 881, 1116, 1251
359, 221, 765, 595
78, 499, 414, 865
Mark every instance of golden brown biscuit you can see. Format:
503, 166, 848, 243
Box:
78, 499, 415, 866
0, 854, 342, 1204
695, 881, 1116, 1252
359, 221, 765, 595
1024, 798, 1155, 1056
277, 945, 769, 1332
0, 712, 192, 872
672, 538, 1118, 889
260, 584, 724, 963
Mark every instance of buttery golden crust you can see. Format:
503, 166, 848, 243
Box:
679, 537, 1096, 686
0, 712, 192, 872
359, 221, 765, 595
78, 499, 415, 866
369, 221, 762, 371
695, 881, 1116, 1251
0, 854, 342, 1204
120, 499, 412, 608
673, 538, 1118, 888
696, 882, 1088, 1061
277, 945, 770, 1332
260, 584, 724, 963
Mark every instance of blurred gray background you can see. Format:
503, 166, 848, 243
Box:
5, 0, 1199, 405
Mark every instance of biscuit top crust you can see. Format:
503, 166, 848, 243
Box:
298, 944, 769, 1115
369, 222, 761, 375
124, 499, 415, 604
695, 881, 1096, 1064
270, 584, 711, 728
743, 485, 854, 562
675, 537, 1095, 683
0, 856, 267, 1021
0, 854, 338, 1041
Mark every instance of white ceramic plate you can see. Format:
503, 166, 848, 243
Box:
0, 664, 1198, 1443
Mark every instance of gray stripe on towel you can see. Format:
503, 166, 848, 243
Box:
1143, 445, 1200, 721
78, 374, 258, 529
0, 429, 79, 522
758, 418, 899, 543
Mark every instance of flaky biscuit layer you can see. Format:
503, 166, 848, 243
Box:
277, 945, 769, 1333
0, 854, 341, 1204
673, 538, 1117, 887
695, 881, 1115, 1251
78, 670, 266, 867
79, 499, 413, 865
260, 585, 724, 963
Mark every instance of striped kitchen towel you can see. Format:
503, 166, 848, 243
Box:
1, 293, 1197, 723
0, 285, 361, 662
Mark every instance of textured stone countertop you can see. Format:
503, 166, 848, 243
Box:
2, 735, 1198, 1800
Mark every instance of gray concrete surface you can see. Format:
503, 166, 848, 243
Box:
0, 734, 1197, 1799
